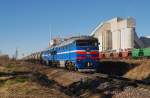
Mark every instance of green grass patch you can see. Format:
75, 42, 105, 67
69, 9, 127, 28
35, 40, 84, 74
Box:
18, 87, 32, 94
5, 77, 31, 86
15, 77, 31, 83
5, 64, 14, 69
0, 80, 5, 87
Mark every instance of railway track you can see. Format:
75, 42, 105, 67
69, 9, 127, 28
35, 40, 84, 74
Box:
26, 62, 150, 98
31, 61, 150, 89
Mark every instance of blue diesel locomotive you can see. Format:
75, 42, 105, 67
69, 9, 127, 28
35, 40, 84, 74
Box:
25, 36, 100, 72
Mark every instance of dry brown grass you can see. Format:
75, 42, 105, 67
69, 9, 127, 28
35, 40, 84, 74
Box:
0, 60, 70, 98
124, 60, 150, 80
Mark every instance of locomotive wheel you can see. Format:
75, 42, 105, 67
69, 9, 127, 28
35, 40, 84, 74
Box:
41, 60, 45, 65
74, 67, 78, 71
54, 61, 59, 67
46, 60, 49, 66
70, 62, 75, 71
49, 61, 52, 66
65, 61, 75, 71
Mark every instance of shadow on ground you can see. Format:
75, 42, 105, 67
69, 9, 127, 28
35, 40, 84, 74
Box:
97, 61, 139, 76
35, 72, 138, 98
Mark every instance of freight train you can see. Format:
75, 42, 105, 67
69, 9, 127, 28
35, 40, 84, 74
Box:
99, 47, 150, 59
23, 36, 100, 72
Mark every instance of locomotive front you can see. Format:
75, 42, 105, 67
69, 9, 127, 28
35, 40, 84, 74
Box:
75, 37, 99, 72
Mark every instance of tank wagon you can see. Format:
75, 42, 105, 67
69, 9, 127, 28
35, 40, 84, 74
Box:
24, 36, 100, 72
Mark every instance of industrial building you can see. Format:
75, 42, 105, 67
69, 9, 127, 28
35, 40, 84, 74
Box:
48, 37, 63, 47
90, 17, 145, 52
140, 36, 150, 47
0, 54, 9, 61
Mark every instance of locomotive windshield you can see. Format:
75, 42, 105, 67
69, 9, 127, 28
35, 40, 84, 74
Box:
76, 40, 98, 47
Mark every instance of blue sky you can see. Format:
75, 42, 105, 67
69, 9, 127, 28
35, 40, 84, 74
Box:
0, 0, 150, 58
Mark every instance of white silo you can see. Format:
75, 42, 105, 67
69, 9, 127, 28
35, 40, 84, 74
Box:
120, 29, 125, 49
112, 30, 121, 51
120, 28, 134, 50
107, 30, 112, 50
124, 28, 134, 49
99, 31, 103, 51
103, 30, 112, 50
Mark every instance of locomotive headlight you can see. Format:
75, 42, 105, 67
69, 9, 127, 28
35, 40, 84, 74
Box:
77, 59, 81, 62
86, 52, 90, 54
87, 62, 90, 67
87, 62, 93, 67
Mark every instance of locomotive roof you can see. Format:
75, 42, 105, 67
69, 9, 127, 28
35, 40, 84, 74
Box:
24, 36, 97, 58
51, 36, 97, 49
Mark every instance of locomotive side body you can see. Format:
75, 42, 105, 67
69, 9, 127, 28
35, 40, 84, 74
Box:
41, 36, 100, 72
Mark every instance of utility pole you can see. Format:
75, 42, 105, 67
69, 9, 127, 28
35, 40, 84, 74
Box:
15, 48, 18, 60
48, 25, 52, 47
50, 25, 52, 41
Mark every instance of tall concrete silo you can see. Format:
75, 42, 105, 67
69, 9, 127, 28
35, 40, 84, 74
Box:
112, 30, 121, 51
102, 30, 112, 50
124, 28, 134, 49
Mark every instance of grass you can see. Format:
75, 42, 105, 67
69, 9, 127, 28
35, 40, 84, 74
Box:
0, 80, 5, 87
0, 76, 32, 94
7, 82, 33, 94
3, 63, 32, 73
5, 64, 14, 69
124, 60, 150, 80
5, 77, 31, 86
0, 61, 57, 96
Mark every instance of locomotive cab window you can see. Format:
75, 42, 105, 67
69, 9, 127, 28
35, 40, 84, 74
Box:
76, 40, 98, 47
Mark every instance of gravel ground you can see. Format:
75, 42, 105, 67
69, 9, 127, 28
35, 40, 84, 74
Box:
113, 87, 150, 98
